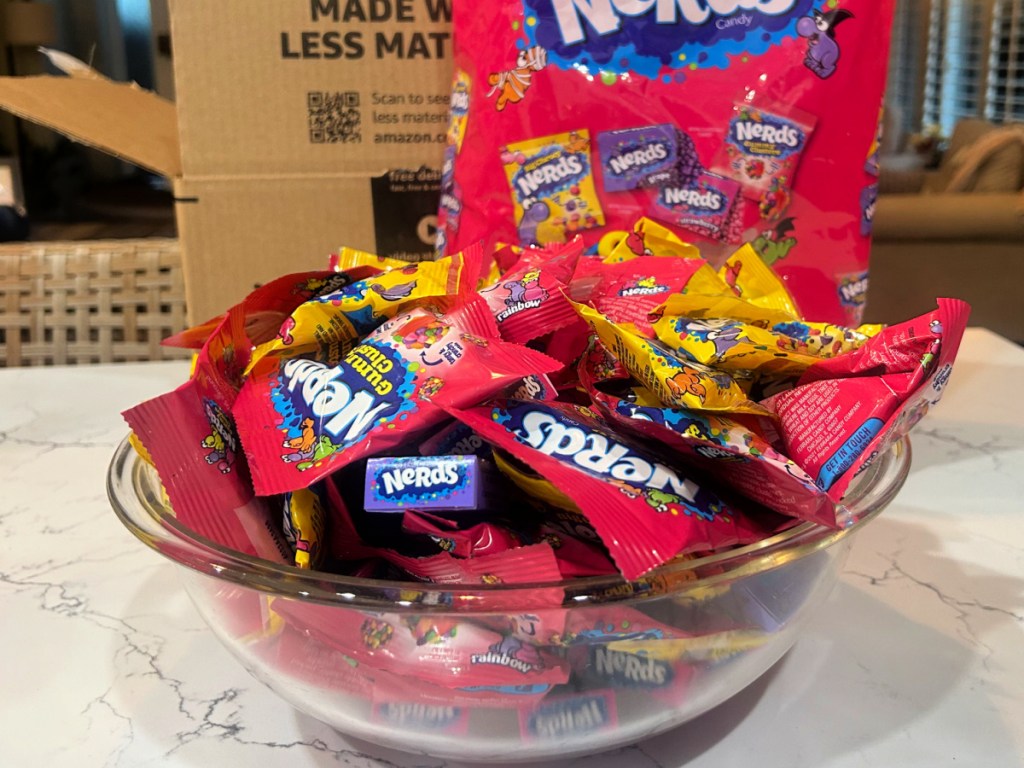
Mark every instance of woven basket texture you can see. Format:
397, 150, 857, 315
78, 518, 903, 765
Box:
0, 238, 192, 366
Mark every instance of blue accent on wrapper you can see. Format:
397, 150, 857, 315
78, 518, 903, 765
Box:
817, 417, 884, 490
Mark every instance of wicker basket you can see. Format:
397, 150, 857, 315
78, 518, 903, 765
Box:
0, 238, 192, 366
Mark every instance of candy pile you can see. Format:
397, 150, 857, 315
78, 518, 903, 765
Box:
125, 219, 967, 583
122, 220, 966, 728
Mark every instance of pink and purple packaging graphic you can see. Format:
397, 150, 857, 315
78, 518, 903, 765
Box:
437, 0, 897, 325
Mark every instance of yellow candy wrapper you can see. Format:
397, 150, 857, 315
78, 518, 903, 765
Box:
492, 449, 577, 513
573, 301, 770, 416
282, 487, 326, 570
601, 217, 702, 263
503, 129, 605, 245
653, 316, 829, 379
248, 253, 468, 370
128, 430, 156, 467
652, 290, 797, 328
330, 246, 421, 274
718, 243, 801, 320
653, 313, 882, 378
773, 318, 884, 356
607, 629, 769, 662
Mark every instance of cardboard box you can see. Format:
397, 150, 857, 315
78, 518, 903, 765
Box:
0, 0, 453, 322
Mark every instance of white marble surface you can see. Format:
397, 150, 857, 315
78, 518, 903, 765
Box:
1, 328, 1022, 767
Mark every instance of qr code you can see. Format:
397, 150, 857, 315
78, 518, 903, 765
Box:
308, 91, 361, 144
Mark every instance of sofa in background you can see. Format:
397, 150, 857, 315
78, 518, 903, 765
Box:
866, 118, 1024, 342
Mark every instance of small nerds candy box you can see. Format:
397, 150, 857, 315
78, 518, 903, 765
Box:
503, 130, 606, 245
365, 455, 485, 513
597, 124, 682, 192
713, 104, 816, 199
653, 171, 742, 243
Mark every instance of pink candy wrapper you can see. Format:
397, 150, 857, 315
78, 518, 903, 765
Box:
765, 298, 970, 501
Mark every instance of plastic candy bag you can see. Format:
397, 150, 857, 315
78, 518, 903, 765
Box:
437, 0, 897, 324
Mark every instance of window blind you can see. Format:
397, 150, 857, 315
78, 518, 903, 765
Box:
896, 0, 1024, 135
986, 0, 1024, 121
887, 0, 929, 139
924, 0, 992, 135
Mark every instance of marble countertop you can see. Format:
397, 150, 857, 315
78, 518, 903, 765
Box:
2, 327, 1022, 767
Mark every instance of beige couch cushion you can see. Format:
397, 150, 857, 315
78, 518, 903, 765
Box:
924, 120, 1024, 194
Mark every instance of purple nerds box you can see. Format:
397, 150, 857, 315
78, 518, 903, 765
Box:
598, 123, 680, 192
365, 455, 483, 513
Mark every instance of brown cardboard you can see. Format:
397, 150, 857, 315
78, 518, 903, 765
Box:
0, 73, 180, 177
170, 0, 453, 177
175, 174, 432, 322
0, 1, 452, 323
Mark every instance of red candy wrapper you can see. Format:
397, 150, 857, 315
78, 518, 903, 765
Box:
578, 340, 835, 526
232, 297, 563, 495
446, 398, 778, 580
271, 600, 570, 690
123, 378, 289, 562
589, 255, 707, 337
478, 239, 583, 344
273, 623, 374, 698
764, 298, 970, 501
401, 511, 523, 558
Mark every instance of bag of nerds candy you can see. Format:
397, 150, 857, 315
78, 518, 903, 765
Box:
437, 0, 896, 325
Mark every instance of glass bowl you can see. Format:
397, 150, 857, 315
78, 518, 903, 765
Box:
107, 437, 910, 763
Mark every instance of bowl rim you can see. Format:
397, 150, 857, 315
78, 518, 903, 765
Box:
107, 435, 911, 611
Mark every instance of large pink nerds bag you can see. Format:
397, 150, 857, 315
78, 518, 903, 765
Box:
437, 0, 896, 325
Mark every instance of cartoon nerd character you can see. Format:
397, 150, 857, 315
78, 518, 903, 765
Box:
201, 430, 233, 474
503, 269, 548, 306
370, 279, 417, 302
201, 399, 236, 473
641, 488, 682, 513
489, 634, 542, 666
488, 45, 547, 111
625, 220, 652, 256
565, 131, 589, 154
687, 319, 744, 358
282, 417, 316, 462
797, 7, 855, 79
751, 217, 798, 266
665, 369, 708, 403
517, 200, 551, 246
759, 177, 791, 219
723, 259, 743, 294
610, 479, 642, 499
278, 316, 297, 345
680, 419, 715, 442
